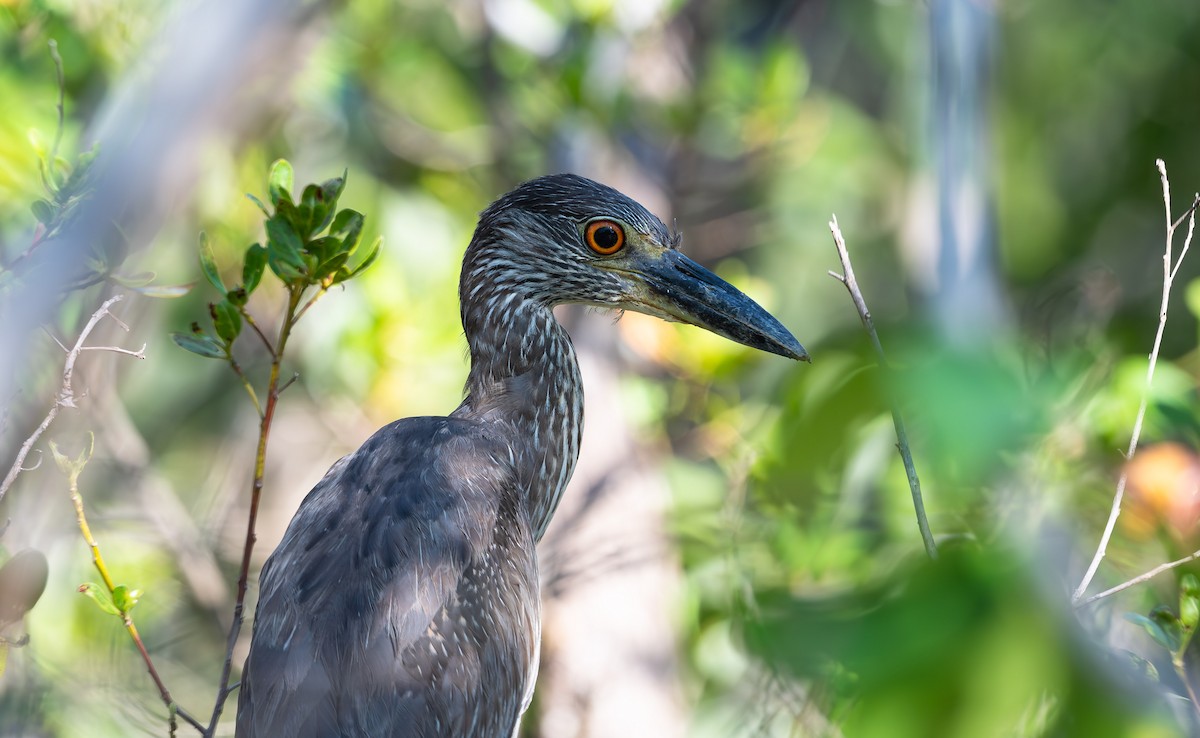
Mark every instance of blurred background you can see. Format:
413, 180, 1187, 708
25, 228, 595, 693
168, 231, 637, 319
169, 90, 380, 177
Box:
2, 0, 1200, 735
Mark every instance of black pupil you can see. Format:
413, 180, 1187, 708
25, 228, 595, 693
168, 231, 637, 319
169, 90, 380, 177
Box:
594, 225, 619, 250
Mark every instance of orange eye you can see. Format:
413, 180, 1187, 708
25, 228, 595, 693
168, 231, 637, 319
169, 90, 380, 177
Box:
585, 219, 626, 255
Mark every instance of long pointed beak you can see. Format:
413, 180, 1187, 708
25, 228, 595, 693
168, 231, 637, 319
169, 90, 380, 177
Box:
627, 249, 809, 362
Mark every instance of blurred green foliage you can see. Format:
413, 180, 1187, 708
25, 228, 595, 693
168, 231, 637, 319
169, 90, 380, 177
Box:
1, 0, 1200, 736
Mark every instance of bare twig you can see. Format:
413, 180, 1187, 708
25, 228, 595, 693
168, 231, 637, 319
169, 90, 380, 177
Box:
240, 311, 276, 358
0, 294, 140, 503
827, 216, 938, 560
80, 343, 147, 359
1077, 548, 1200, 608
1072, 161, 1199, 603
276, 371, 300, 396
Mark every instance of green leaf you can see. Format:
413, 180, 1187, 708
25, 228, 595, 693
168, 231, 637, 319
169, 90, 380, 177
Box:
274, 196, 300, 232
315, 251, 350, 280
112, 585, 141, 612
266, 216, 304, 261
265, 216, 307, 282
298, 183, 335, 240
335, 235, 381, 284
306, 236, 342, 263
245, 192, 271, 218
268, 159, 294, 207
199, 232, 226, 294
171, 332, 226, 359
78, 583, 120, 616
243, 243, 268, 294
209, 299, 243, 344
1181, 574, 1200, 631
312, 172, 347, 233
1127, 609, 1183, 652
330, 209, 365, 254
30, 199, 54, 225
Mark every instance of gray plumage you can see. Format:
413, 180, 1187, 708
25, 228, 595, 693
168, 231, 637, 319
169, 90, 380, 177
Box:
236, 174, 806, 738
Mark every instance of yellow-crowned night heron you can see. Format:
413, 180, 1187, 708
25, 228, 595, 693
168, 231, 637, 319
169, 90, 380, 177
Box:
236, 174, 807, 737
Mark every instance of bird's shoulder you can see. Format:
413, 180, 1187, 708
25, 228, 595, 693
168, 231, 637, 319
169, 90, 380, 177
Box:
262, 415, 520, 609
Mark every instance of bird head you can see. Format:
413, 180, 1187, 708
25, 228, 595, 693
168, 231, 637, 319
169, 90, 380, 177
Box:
463, 173, 808, 362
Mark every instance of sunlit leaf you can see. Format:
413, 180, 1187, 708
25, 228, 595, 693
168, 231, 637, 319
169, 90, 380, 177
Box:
199, 232, 226, 294
268, 158, 294, 207
112, 585, 141, 613
78, 583, 120, 616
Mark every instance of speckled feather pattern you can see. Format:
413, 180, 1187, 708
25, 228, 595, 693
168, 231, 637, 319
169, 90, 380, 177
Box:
236, 174, 673, 737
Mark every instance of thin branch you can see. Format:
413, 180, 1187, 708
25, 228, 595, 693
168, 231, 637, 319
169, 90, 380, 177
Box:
276, 372, 300, 396
56, 436, 204, 736
0, 294, 127, 503
240, 311, 276, 358
1072, 160, 1196, 603
19, 451, 42, 472
827, 216, 938, 560
1076, 548, 1200, 608
79, 343, 147, 359
206, 286, 303, 734
1168, 195, 1198, 283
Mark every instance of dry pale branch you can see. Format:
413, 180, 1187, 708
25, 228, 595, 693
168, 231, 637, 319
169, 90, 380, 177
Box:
826, 215, 938, 560
1077, 548, 1200, 608
0, 294, 146, 503
1072, 159, 1200, 604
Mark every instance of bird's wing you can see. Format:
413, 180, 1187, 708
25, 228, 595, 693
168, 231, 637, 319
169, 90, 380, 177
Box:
236, 416, 521, 737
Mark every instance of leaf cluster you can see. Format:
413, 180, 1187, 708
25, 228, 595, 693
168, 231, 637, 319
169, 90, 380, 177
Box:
172, 159, 380, 360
